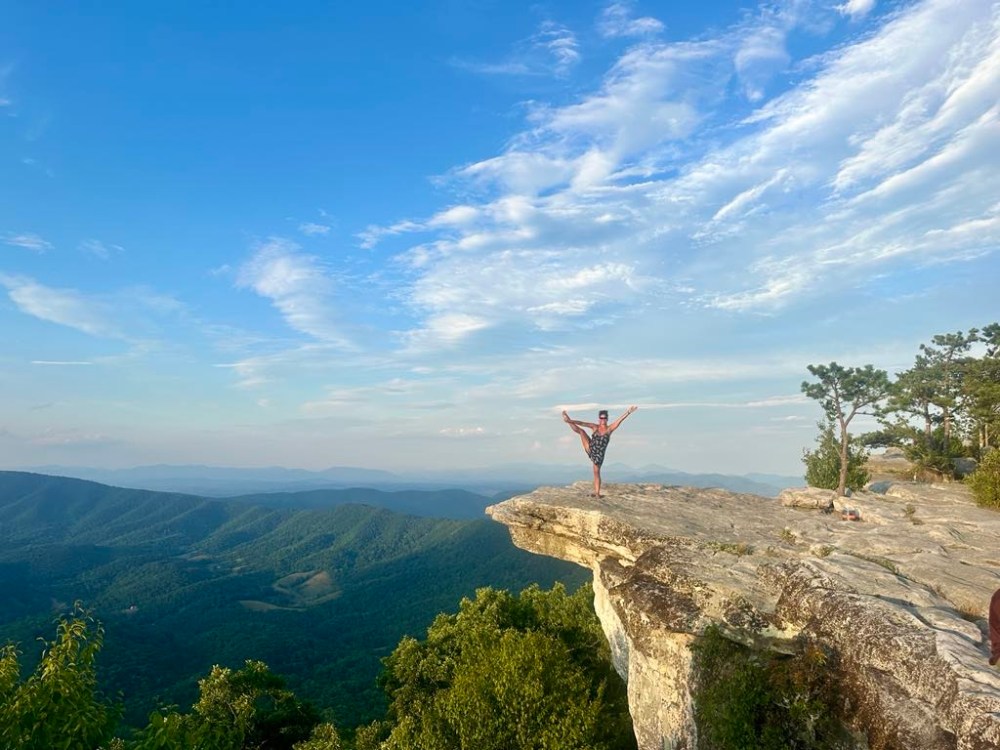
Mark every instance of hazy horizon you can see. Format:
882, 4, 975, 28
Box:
3, 0, 996, 477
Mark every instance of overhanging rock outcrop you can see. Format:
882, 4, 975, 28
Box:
486, 482, 1000, 750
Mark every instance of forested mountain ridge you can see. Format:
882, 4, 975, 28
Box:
223, 486, 494, 518
0, 471, 587, 729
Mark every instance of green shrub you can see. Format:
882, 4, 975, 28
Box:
968, 449, 1000, 509
802, 423, 869, 492
378, 584, 635, 750
132, 660, 324, 750
903, 427, 971, 480
0, 604, 123, 750
692, 626, 855, 750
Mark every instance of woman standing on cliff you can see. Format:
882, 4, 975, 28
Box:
562, 406, 637, 498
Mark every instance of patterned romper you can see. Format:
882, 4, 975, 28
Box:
588, 431, 611, 466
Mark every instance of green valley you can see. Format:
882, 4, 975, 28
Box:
0, 471, 587, 730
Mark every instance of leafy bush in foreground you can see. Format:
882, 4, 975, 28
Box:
0, 603, 121, 750
968, 449, 1000, 509
375, 583, 636, 750
802, 423, 869, 493
0, 606, 339, 750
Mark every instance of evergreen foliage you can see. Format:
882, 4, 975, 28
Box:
692, 626, 855, 750
801, 363, 889, 496
377, 584, 636, 750
802, 423, 869, 492
877, 325, 1000, 475
801, 323, 1000, 484
968, 449, 1000, 510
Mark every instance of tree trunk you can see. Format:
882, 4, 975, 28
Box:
838, 421, 849, 497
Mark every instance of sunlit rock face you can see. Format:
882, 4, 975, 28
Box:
487, 482, 1000, 750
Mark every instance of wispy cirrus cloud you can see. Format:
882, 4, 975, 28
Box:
837, 0, 877, 20
439, 425, 490, 438
0, 62, 12, 107
236, 237, 353, 348
79, 239, 124, 259
597, 1, 664, 39
298, 222, 331, 236
0, 273, 191, 346
452, 20, 580, 78
358, 219, 423, 250
29, 428, 117, 447
360, 0, 998, 350
0, 274, 122, 338
3, 232, 52, 252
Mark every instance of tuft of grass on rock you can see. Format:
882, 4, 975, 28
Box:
709, 541, 754, 557
903, 504, 924, 525
846, 551, 899, 575
954, 600, 984, 623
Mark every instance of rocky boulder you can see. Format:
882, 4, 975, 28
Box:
778, 485, 838, 509
866, 447, 918, 481
487, 482, 1000, 750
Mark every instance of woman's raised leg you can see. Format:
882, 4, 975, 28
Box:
563, 411, 591, 454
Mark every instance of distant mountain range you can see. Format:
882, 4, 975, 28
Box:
16, 462, 801, 498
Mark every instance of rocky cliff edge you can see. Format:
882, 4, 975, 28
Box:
486, 482, 1000, 750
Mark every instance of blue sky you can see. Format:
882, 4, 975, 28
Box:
2, 0, 997, 476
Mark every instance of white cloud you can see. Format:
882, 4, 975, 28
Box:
598, 2, 664, 38
404, 312, 491, 349
733, 25, 791, 101
214, 360, 272, 389
3, 232, 52, 252
0, 63, 11, 107
0, 274, 122, 338
536, 21, 581, 76
298, 222, 331, 236
357, 219, 423, 249
79, 239, 124, 259
837, 0, 877, 20
451, 20, 580, 78
428, 205, 480, 227
236, 237, 352, 347
357, 0, 999, 344
29, 428, 116, 447
675, 0, 1000, 310
439, 426, 489, 438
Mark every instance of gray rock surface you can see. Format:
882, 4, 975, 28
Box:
487, 482, 1000, 750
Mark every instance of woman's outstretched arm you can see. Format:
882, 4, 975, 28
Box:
608, 405, 638, 433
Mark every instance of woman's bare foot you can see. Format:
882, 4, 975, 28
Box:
562, 410, 571, 422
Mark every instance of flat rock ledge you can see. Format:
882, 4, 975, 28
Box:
486, 482, 1000, 750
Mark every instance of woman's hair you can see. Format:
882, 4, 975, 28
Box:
598, 409, 609, 419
